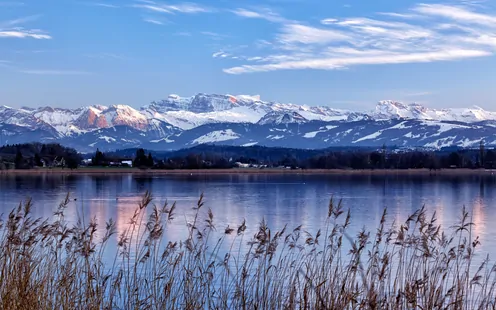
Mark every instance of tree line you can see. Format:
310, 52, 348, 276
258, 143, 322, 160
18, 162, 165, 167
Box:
88, 144, 496, 170
90, 148, 155, 168
0, 143, 81, 170
3, 142, 496, 171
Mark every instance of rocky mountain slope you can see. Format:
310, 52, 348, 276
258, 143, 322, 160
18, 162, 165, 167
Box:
1, 94, 495, 152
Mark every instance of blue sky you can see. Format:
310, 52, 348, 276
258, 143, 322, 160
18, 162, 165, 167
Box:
1, 0, 496, 110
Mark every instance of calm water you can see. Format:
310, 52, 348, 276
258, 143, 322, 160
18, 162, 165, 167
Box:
1, 173, 496, 261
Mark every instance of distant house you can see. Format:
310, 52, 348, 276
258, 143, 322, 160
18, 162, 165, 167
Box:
82, 158, 132, 167
235, 162, 250, 168
235, 162, 268, 169
121, 160, 133, 167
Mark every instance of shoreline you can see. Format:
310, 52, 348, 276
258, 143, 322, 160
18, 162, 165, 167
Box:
1, 167, 496, 176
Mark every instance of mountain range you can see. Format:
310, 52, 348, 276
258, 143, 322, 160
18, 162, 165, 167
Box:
1, 93, 495, 152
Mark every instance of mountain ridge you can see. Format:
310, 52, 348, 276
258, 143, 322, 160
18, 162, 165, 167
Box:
1, 93, 495, 152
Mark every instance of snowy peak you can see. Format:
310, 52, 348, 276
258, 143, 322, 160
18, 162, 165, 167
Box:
145, 93, 366, 126
258, 111, 308, 125
372, 100, 430, 120
147, 93, 268, 115
148, 93, 252, 113
0, 105, 50, 129
69, 105, 149, 132
104, 105, 148, 130
189, 94, 239, 113
442, 106, 496, 122
33, 107, 85, 132
371, 100, 496, 123
73, 106, 109, 131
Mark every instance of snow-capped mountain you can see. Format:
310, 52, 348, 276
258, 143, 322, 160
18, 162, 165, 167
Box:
371, 100, 496, 123
141, 93, 365, 129
1, 93, 496, 152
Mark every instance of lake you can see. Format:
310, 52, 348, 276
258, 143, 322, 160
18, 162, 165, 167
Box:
1, 173, 496, 262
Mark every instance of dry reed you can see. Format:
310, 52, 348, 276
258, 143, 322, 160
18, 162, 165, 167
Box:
0, 191, 495, 309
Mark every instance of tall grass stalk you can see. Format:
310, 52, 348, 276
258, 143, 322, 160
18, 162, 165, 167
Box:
0, 192, 495, 309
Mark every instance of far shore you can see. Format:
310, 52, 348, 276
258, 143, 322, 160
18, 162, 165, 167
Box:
2, 167, 496, 176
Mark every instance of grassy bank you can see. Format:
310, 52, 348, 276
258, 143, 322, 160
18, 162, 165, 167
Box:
2, 167, 496, 176
0, 193, 495, 309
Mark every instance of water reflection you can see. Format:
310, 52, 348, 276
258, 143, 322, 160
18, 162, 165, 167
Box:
1, 173, 496, 260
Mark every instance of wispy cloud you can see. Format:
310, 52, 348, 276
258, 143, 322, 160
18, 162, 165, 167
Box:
201, 31, 229, 40
1, 15, 51, 39
212, 51, 231, 58
231, 8, 287, 23
91, 3, 119, 8
143, 18, 165, 25
132, 1, 211, 14
0, 15, 41, 27
165, 2, 211, 13
413, 4, 496, 26
132, 4, 169, 13
0, 61, 15, 71
333, 17, 434, 40
377, 12, 421, 19
219, 3, 496, 74
223, 50, 490, 74
19, 69, 91, 75
0, 29, 51, 39
320, 18, 338, 24
457, 0, 489, 8
278, 24, 349, 45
